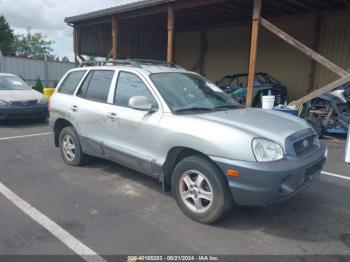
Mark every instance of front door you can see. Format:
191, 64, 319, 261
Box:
103, 70, 162, 176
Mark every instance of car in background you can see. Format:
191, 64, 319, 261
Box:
0, 73, 48, 120
216, 73, 288, 107
301, 81, 350, 137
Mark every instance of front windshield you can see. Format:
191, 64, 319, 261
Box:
0, 76, 31, 90
150, 72, 242, 113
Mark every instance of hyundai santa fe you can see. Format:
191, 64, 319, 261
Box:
49, 60, 327, 224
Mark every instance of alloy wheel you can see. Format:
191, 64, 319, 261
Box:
179, 170, 214, 213
62, 134, 76, 161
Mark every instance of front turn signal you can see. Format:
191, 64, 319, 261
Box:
226, 170, 240, 177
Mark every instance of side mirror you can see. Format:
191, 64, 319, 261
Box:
129, 96, 156, 112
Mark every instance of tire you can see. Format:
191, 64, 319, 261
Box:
171, 155, 233, 224
305, 117, 324, 138
59, 126, 88, 166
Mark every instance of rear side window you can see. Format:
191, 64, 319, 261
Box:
77, 70, 114, 103
59, 71, 86, 95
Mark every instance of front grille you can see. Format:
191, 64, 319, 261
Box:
10, 100, 37, 106
293, 135, 317, 155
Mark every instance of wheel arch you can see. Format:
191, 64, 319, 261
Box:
161, 146, 225, 187
53, 118, 75, 147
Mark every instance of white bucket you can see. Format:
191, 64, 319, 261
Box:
261, 95, 275, 110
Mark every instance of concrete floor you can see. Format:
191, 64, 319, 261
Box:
0, 119, 349, 260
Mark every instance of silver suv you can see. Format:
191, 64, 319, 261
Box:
50, 60, 327, 224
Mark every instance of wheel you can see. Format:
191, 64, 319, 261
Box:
305, 117, 324, 138
171, 155, 233, 224
59, 126, 88, 166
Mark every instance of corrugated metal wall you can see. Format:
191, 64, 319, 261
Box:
175, 10, 350, 101
314, 12, 350, 90
79, 22, 167, 60
80, 23, 112, 57
119, 24, 167, 60
0, 56, 74, 87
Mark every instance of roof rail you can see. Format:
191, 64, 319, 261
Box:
126, 59, 184, 69
78, 59, 141, 68
78, 58, 184, 69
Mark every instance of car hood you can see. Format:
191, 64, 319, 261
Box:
0, 89, 43, 102
192, 108, 311, 146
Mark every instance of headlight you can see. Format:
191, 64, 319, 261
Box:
252, 138, 284, 162
38, 97, 48, 104
0, 100, 9, 106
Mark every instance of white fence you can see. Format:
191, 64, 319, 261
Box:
0, 55, 75, 87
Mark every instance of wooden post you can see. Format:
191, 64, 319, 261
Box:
112, 16, 118, 60
167, 5, 175, 63
246, 0, 262, 107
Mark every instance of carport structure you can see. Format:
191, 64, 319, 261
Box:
65, 0, 350, 106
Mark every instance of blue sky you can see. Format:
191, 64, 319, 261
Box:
0, 0, 139, 61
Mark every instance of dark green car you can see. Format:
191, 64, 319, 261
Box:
217, 73, 288, 107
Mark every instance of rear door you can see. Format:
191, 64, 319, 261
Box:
72, 69, 116, 156
51, 70, 88, 128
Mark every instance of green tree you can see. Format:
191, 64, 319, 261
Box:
61, 56, 70, 63
0, 15, 15, 55
14, 28, 54, 60
33, 76, 43, 93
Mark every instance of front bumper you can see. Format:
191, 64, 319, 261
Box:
0, 104, 48, 120
210, 144, 327, 206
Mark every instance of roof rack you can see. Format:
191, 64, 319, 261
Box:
78, 59, 141, 68
127, 59, 184, 69
78, 59, 184, 69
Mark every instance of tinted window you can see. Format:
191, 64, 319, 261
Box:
114, 72, 155, 107
79, 70, 114, 103
59, 71, 86, 94
77, 71, 93, 97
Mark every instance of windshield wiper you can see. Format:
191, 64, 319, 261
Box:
175, 107, 216, 113
214, 104, 241, 110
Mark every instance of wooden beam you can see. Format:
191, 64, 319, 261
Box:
290, 74, 350, 106
77, 17, 112, 28
167, 5, 175, 63
112, 16, 118, 59
246, 0, 262, 107
260, 17, 348, 77
174, 0, 226, 10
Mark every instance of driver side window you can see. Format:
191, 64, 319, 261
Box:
114, 71, 156, 108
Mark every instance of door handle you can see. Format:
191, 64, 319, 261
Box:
71, 105, 78, 112
107, 112, 119, 121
